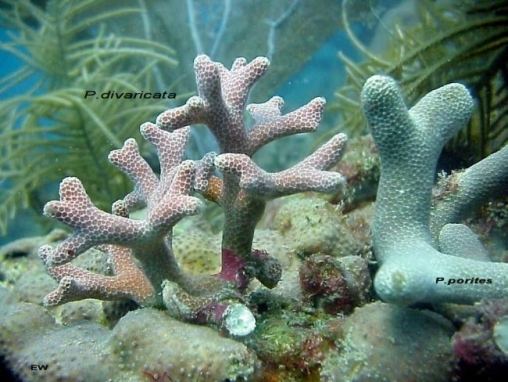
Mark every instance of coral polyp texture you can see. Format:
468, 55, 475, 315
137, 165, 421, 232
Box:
362, 75, 508, 305
156, 55, 346, 296
39, 55, 347, 335
39, 126, 206, 306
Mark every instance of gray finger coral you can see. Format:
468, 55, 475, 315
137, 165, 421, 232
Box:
362, 75, 508, 305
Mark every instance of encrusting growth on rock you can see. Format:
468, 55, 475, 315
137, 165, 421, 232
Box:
363, 75, 508, 305
39, 55, 347, 335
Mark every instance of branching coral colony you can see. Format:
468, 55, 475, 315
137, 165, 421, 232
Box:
362, 75, 508, 305
39, 55, 347, 336
39, 55, 507, 336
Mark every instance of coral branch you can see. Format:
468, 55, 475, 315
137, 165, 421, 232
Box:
438, 224, 490, 261
43, 177, 146, 265
156, 96, 207, 130
41, 123, 205, 307
108, 139, 158, 208
247, 97, 326, 154
140, 123, 190, 186
201, 176, 224, 203
155, 55, 347, 287
430, 146, 508, 235
193, 151, 217, 193
215, 132, 347, 198
157, 55, 271, 153
363, 75, 508, 304
40, 245, 154, 306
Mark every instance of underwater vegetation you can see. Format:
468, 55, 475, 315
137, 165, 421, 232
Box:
0, 0, 182, 236
0, 0, 507, 381
330, 0, 508, 164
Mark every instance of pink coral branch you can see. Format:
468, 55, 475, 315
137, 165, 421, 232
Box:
216, 56, 270, 112
155, 55, 347, 291
39, 245, 154, 306
43, 177, 146, 265
157, 55, 272, 153
39, 54, 348, 337
193, 151, 217, 193
247, 97, 326, 154
156, 96, 207, 131
40, 122, 206, 306
215, 133, 347, 198
140, 123, 190, 186
108, 139, 158, 208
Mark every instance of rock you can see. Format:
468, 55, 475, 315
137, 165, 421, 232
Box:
273, 196, 361, 258
300, 254, 371, 314
107, 308, 259, 381
321, 302, 454, 381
